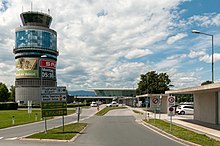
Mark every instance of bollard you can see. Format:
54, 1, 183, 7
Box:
12, 116, 15, 125
147, 113, 150, 121
35, 113, 38, 121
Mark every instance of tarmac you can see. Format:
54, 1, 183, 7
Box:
130, 107, 220, 142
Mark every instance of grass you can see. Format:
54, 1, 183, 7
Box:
144, 119, 220, 146
27, 123, 87, 140
0, 109, 75, 129
95, 106, 127, 116
132, 110, 144, 115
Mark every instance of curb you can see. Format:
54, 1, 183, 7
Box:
141, 120, 201, 146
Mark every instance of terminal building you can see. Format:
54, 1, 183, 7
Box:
67, 88, 136, 104
13, 11, 58, 105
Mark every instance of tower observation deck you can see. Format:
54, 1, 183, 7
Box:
14, 11, 58, 105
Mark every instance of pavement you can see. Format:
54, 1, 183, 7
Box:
130, 107, 220, 141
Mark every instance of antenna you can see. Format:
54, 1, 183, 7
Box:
48, 9, 50, 15
31, 1, 32, 11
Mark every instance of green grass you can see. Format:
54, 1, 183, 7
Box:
95, 106, 127, 116
0, 109, 75, 129
132, 110, 144, 115
144, 119, 220, 146
27, 123, 87, 140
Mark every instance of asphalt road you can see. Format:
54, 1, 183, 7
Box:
74, 108, 185, 146
0, 107, 186, 146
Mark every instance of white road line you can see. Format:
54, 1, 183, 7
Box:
0, 137, 3, 139
5, 137, 18, 140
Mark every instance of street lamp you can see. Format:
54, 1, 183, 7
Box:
192, 30, 214, 83
40, 55, 47, 133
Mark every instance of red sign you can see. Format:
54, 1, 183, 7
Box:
152, 98, 159, 104
169, 107, 174, 112
168, 96, 175, 103
40, 60, 56, 69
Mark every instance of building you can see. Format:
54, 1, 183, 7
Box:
14, 11, 58, 105
166, 83, 220, 125
136, 94, 168, 113
92, 88, 136, 104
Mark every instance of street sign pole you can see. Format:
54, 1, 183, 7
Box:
44, 117, 47, 133
170, 114, 172, 132
62, 115, 64, 133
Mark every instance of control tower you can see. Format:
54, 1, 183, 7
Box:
14, 11, 58, 105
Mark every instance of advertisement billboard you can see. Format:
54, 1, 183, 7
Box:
16, 58, 38, 78
40, 60, 56, 80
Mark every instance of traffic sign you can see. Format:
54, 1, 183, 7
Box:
152, 97, 159, 104
41, 86, 67, 118
167, 96, 175, 116
41, 87, 66, 95
168, 96, 175, 103
169, 107, 174, 112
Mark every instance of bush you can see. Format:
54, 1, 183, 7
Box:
0, 102, 18, 110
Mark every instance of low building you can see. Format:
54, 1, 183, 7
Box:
136, 94, 168, 113
166, 83, 220, 125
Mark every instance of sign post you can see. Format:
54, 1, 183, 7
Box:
152, 97, 159, 123
167, 96, 175, 131
27, 100, 32, 120
41, 86, 67, 133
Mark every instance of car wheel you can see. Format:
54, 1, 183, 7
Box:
180, 111, 185, 115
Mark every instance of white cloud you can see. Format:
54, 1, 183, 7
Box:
1, 0, 219, 90
125, 48, 153, 59
188, 50, 206, 58
167, 33, 188, 45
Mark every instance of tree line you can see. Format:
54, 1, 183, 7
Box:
0, 82, 15, 102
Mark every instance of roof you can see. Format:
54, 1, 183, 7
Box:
91, 88, 136, 91
136, 94, 167, 98
165, 82, 220, 94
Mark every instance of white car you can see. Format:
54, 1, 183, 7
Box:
106, 101, 119, 107
176, 105, 194, 115
90, 101, 98, 107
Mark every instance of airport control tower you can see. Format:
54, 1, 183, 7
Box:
13, 11, 58, 105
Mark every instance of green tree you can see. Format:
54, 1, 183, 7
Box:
9, 85, 15, 102
0, 82, 9, 102
136, 71, 172, 95
201, 80, 213, 85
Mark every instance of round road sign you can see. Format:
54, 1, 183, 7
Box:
152, 98, 159, 104
169, 107, 174, 112
168, 96, 175, 103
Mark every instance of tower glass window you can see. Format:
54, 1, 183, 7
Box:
16, 29, 57, 50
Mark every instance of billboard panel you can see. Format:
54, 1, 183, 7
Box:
40, 60, 56, 80
16, 58, 38, 78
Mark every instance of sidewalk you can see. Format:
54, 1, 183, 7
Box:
130, 107, 220, 141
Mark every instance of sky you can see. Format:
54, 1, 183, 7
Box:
1, 0, 220, 91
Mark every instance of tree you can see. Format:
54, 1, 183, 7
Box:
9, 85, 15, 102
0, 82, 10, 102
201, 80, 213, 85
136, 71, 172, 95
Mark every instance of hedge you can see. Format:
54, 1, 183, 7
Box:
0, 102, 18, 110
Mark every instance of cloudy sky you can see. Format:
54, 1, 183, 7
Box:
1, 0, 220, 91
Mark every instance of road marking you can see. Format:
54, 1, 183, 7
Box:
0, 137, 3, 140
5, 137, 18, 140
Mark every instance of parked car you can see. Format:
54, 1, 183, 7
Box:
90, 101, 98, 107
176, 105, 194, 115
106, 101, 119, 107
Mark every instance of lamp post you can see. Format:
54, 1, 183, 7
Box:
192, 30, 214, 83
40, 55, 47, 133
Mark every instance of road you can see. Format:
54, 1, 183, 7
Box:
0, 107, 186, 146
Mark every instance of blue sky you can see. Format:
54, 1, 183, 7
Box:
1, 0, 220, 91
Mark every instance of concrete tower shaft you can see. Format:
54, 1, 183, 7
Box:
14, 11, 58, 105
